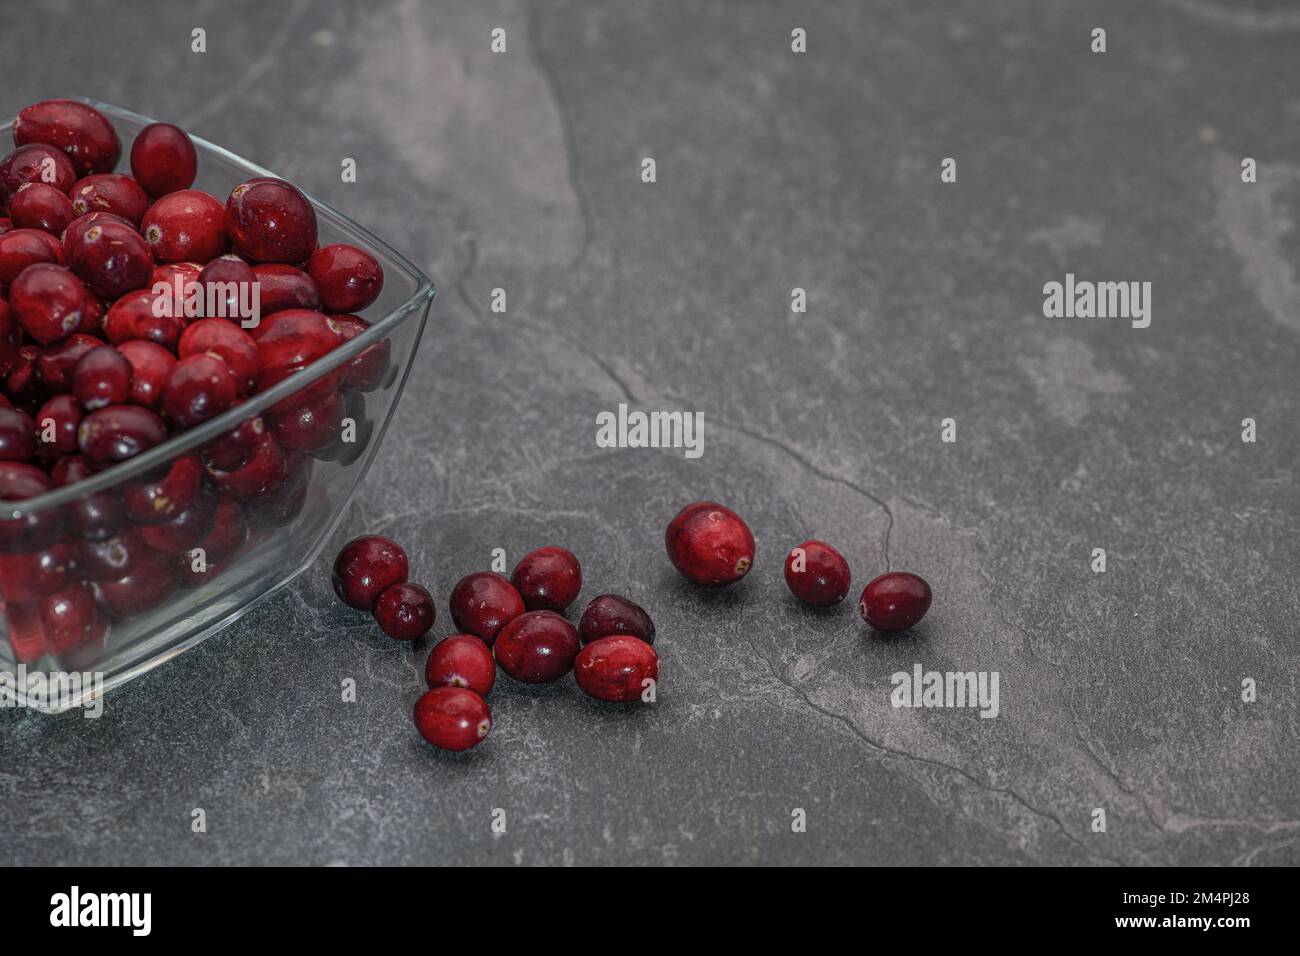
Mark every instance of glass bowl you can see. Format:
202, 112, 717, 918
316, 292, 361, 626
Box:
0, 99, 435, 712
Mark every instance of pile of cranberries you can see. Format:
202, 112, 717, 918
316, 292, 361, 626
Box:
1, 99, 392, 664
330, 537, 659, 752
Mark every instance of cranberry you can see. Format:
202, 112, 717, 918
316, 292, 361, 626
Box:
72, 345, 132, 410
858, 571, 932, 632
0, 228, 63, 285
577, 593, 656, 646
268, 389, 344, 453
41, 583, 107, 654
448, 571, 525, 645
36, 332, 101, 392
197, 256, 258, 325
9, 183, 74, 234
104, 291, 183, 351
189, 494, 247, 564
178, 319, 260, 394
139, 486, 216, 553
92, 547, 179, 617
225, 178, 317, 263
252, 263, 321, 316
575, 635, 660, 702
116, 339, 176, 410
8, 263, 86, 345
784, 539, 851, 607
0, 541, 75, 602
511, 545, 582, 612
5, 602, 47, 663
0, 407, 35, 461
5, 345, 43, 408
0, 461, 61, 550
252, 309, 347, 408
330, 314, 392, 391
121, 454, 202, 523
129, 123, 197, 197
51, 455, 122, 540
0, 144, 77, 202
494, 609, 580, 683
14, 100, 121, 177
331, 534, 409, 611
33, 395, 79, 457
77, 404, 167, 463
373, 582, 435, 640
151, 260, 203, 305
201, 410, 266, 469
203, 431, 287, 498
313, 389, 373, 465
141, 189, 228, 263
162, 353, 237, 428
65, 218, 154, 300
242, 452, 313, 527
68, 174, 150, 226
664, 501, 755, 587
78, 526, 151, 580
413, 687, 491, 752
306, 244, 384, 313
425, 634, 495, 696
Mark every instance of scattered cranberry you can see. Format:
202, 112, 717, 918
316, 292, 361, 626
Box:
129, 123, 197, 197
77, 404, 167, 463
9, 183, 74, 234
493, 610, 580, 683
225, 178, 317, 264
0, 228, 63, 286
14, 100, 121, 177
162, 353, 238, 428
425, 634, 495, 696
33, 396, 79, 458
141, 189, 228, 263
784, 539, 851, 607
332, 534, 409, 611
413, 686, 491, 752
373, 582, 435, 640
116, 340, 176, 410
252, 263, 322, 316
575, 635, 660, 703
0, 143, 77, 200
68, 174, 150, 226
307, 244, 384, 313
858, 571, 932, 632
121, 454, 202, 523
72, 345, 132, 410
511, 545, 582, 612
665, 500, 755, 587
8, 264, 86, 345
64, 218, 154, 300
448, 571, 525, 645
0, 406, 35, 461
578, 593, 655, 646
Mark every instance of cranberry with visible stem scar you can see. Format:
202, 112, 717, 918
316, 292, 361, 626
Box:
130, 123, 197, 197
447, 571, 525, 645
331, 535, 408, 611
665, 500, 755, 587
141, 189, 229, 264
784, 539, 851, 607
493, 610, 580, 683
425, 634, 496, 697
92, 547, 179, 618
33, 395, 79, 458
413, 687, 491, 753
372, 582, 435, 641
859, 571, 932, 632
511, 545, 582, 612
578, 593, 656, 646
139, 487, 217, 553
64, 219, 154, 300
121, 454, 202, 524
68, 174, 150, 226
162, 353, 238, 429
72, 345, 132, 411
575, 635, 660, 703
9, 183, 74, 235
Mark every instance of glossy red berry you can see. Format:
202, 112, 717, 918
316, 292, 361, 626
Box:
0, 228, 63, 286
35, 333, 100, 392
9, 183, 74, 234
0, 461, 61, 550
858, 571, 932, 632
161, 353, 237, 428
121, 454, 202, 523
69, 174, 150, 226
129, 123, 197, 197
447, 571, 525, 645
306, 244, 384, 313
92, 547, 179, 618
665, 500, 755, 587
267, 390, 344, 453
577, 593, 656, 646
8, 263, 86, 345
413, 687, 491, 752
33, 396, 79, 458
197, 256, 258, 325
179, 318, 260, 394
372, 582, 435, 640
0, 143, 77, 200
51, 455, 122, 541
784, 539, 851, 607
116, 339, 176, 410
332, 534, 409, 611
225, 178, 317, 264
330, 313, 393, 392
493, 609, 580, 683
138, 487, 217, 553
14, 100, 121, 177
76, 404, 167, 463
252, 263, 322, 315
64, 217, 154, 300
425, 634, 495, 696
141, 189, 228, 263
40, 582, 107, 654
511, 545, 582, 612
252, 309, 347, 398
575, 635, 660, 703
103, 291, 184, 351
72, 345, 132, 410
202, 430, 287, 498
0, 407, 36, 461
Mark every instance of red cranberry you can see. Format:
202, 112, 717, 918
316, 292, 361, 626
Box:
225, 178, 317, 263
65, 218, 154, 299
0, 407, 36, 461
784, 539, 851, 607
36, 332, 101, 392
190, 494, 247, 564
129, 123, 196, 197
14, 100, 120, 177
68, 174, 150, 226
141, 189, 228, 263
494, 609, 581, 683
104, 291, 183, 351
139, 486, 216, 553
665, 501, 755, 587
201, 409, 266, 469
51, 455, 122, 540
41, 582, 107, 654
413, 687, 491, 752
425, 634, 495, 696
92, 547, 179, 617
197, 256, 258, 325
33, 395, 79, 458
8, 263, 86, 345
313, 389, 373, 466
267, 390, 344, 453
0, 541, 75, 602
331, 534, 409, 611
253, 309, 347, 408
5, 345, 43, 408
78, 525, 151, 580
306, 244, 384, 313
575, 635, 660, 703
116, 339, 176, 410
9, 183, 74, 234
577, 593, 656, 646
242, 452, 313, 527
77, 404, 167, 463
0, 228, 63, 285
162, 353, 237, 428
448, 571, 525, 645
0, 217, 11, 236
0, 461, 61, 550
373, 582, 435, 640
121, 454, 202, 523
72, 345, 132, 410
179, 319, 260, 394
0, 143, 76, 201
150, 260, 203, 305
4, 602, 47, 662
511, 545, 582, 612
330, 314, 392, 391
858, 571, 932, 632
203, 430, 287, 498
252, 263, 321, 316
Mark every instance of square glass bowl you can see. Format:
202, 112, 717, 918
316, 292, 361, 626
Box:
0, 99, 435, 712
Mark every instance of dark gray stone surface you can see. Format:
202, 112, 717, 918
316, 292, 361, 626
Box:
2, 0, 1297, 866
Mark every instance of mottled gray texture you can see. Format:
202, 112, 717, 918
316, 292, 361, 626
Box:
2, 0, 1298, 866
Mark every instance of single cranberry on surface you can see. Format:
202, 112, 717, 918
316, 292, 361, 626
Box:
77, 404, 167, 464
575, 635, 660, 703
130, 123, 197, 197
493, 609, 580, 683
141, 189, 229, 263
33, 395, 80, 458
413, 686, 491, 753
373, 582, 435, 641
0, 407, 36, 461
103, 291, 184, 351
306, 244, 384, 313
121, 454, 202, 523
252, 263, 322, 316
511, 545, 582, 612
69, 174, 151, 226
0, 461, 62, 551
225, 178, 317, 264
858, 571, 932, 632
448, 571, 525, 645
14, 100, 121, 177
9, 183, 74, 235
72, 345, 133, 410
425, 634, 495, 696
0, 143, 77, 200
332, 534, 409, 611
162, 353, 238, 428
577, 593, 656, 646
784, 539, 851, 607
64, 218, 154, 300
665, 500, 755, 587
116, 339, 176, 410
35, 332, 101, 392
8, 263, 86, 345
